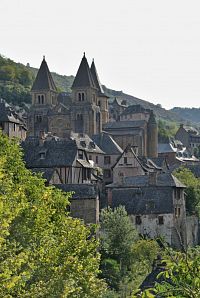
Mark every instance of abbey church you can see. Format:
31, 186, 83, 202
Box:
28, 53, 109, 138
27, 53, 158, 159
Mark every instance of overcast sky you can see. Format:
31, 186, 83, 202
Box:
1, 0, 200, 109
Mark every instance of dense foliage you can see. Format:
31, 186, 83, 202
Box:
134, 246, 200, 298
100, 207, 160, 297
173, 167, 200, 215
0, 133, 106, 297
0, 54, 73, 105
158, 119, 178, 143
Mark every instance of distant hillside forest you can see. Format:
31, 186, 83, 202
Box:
171, 107, 200, 125
0, 54, 197, 139
0, 54, 74, 105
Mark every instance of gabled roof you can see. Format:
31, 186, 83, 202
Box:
124, 173, 186, 188
72, 53, 96, 89
104, 120, 146, 130
90, 60, 104, 94
56, 184, 98, 199
0, 98, 26, 127
22, 138, 78, 168
121, 104, 151, 116
92, 132, 123, 155
31, 167, 62, 183
31, 57, 57, 92
70, 132, 104, 154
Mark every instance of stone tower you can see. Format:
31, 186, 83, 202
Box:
90, 59, 109, 125
71, 53, 102, 136
28, 57, 58, 136
147, 111, 158, 158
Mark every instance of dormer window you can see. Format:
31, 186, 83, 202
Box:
80, 141, 86, 148
39, 152, 46, 159
90, 142, 96, 149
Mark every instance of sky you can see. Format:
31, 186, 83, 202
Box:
1, 0, 200, 109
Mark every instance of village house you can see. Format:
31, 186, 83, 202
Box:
106, 171, 198, 249
22, 133, 102, 224
0, 98, 27, 140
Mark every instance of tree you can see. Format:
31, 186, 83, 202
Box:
0, 133, 106, 297
173, 166, 200, 215
135, 246, 200, 298
100, 206, 138, 270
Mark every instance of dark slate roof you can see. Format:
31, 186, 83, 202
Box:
70, 132, 104, 154
31, 167, 61, 183
90, 60, 104, 94
92, 132, 123, 155
104, 120, 146, 130
72, 53, 96, 89
111, 186, 174, 214
150, 157, 169, 169
112, 98, 128, 107
56, 183, 98, 199
124, 173, 185, 188
0, 98, 26, 127
22, 138, 78, 168
121, 104, 151, 116
158, 143, 177, 153
31, 57, 57, 91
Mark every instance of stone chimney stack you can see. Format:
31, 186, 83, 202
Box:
148, 171, 158, 186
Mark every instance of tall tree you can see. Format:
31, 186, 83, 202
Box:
0, 133, 106, 297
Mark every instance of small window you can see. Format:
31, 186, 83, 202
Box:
90, 142, 96, 149
158, 216, 164, 225
38, 95, 41, 104
104, 156, 111, 165
78, 150, 84, 159
41, 95, 44, 104
39, 152, 46, 159
104, 169, 111, 178
13, 123, 16, 131
82, 92, 85, 101
124, 157, 127, 164
78, 93, 82, 101
89, 155, 92, 160
80, 141, 86, 148
135, 215, 142, 225
36, 115, 42, 123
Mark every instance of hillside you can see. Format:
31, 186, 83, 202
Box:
103, 86, 184, 122
0, 54, 186, 125
171, 107, 200, 126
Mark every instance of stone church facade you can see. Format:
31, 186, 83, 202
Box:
28, 54, 109, 138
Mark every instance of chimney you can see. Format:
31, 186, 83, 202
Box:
148, 171, 158, 186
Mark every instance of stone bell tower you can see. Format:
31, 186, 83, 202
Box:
147, 110, 158, 158
28, 57, 58, 136
70, 53, 102, 136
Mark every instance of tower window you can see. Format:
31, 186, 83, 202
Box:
38, 95, 41, 104
41, 95, 44, 104
36, 115, 42, 123
78, 92, 85, 101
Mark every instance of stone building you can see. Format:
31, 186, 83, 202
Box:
109, 98, 127, 121
104, 109, 158, 158
92, 131, 123, 184
107, 172, 188, 249
28, 54, 109, 138
0, 98, 27, 140
175, 124, 200, 154
22, 133, 102, 223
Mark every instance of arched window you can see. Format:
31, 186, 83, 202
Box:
82, 93, 85, 101
38, 95, 41, 104
78, 93, 82, 101
41, 95, 44, 104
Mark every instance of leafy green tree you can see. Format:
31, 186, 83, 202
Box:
135, 246, 200, 298
0, 133, 106, 297
100, 206, 138, 270
173, 166, 200, 215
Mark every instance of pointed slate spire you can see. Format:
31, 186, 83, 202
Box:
31, 57, 57, 91
90, 59, 104, 94
72, 53, 96, 89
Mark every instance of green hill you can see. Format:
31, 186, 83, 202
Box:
0, 54, 74, 105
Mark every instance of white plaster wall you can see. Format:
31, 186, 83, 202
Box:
130, 213, 174, 245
